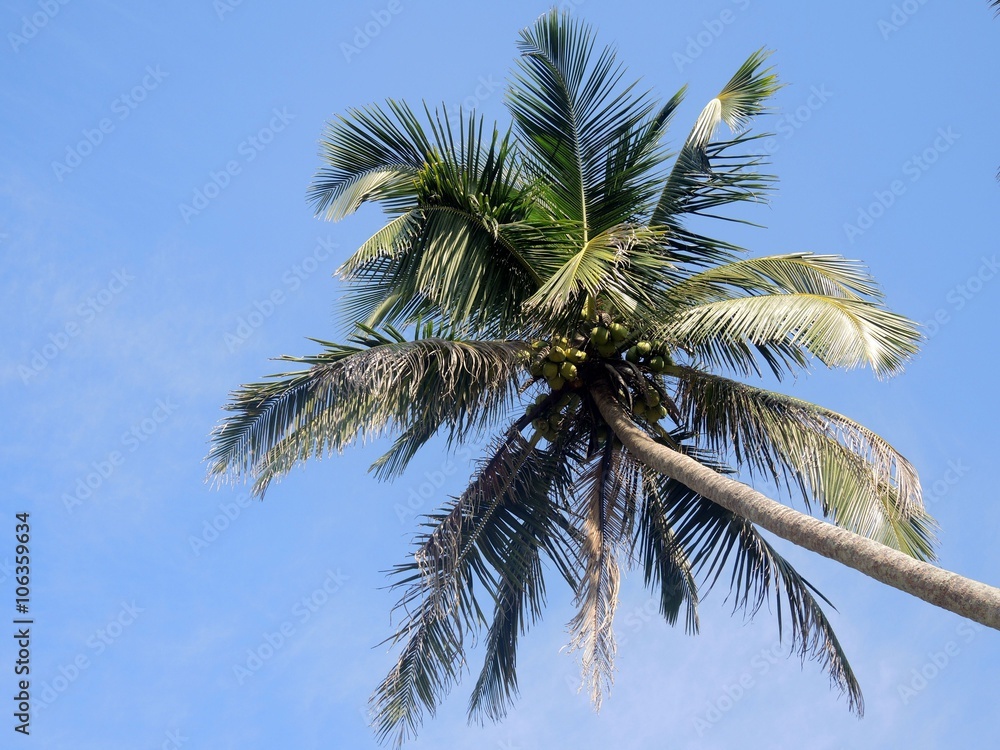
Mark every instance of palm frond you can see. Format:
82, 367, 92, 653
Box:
508, 9, 658, 235
662, 475, 864, 715
370, 596, 466, 748
328, 113, 542, 334
672, 368, 936, 559
652, 49, 779, 228
309, 100, 432, 221
661, 292, 920, 378
524, 223, 672, 323
207, 331, 528, 494
665, 253, 883, 305
635, 463, 700, 633
373, 431, 578, 743
567, 439, 630, 708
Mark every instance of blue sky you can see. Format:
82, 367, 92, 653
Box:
2, 0, 999, 748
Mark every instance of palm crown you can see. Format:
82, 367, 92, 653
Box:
209, 10, 935, 746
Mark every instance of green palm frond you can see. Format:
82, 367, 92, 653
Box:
373, 432, 578, 744
508, 9, 659, 234
665, 253, 882, 305
652, 49, 780, 228
672, 368, 936, 559
309, 100, 432, 221
369, 595, 465, 749
208, 330, 528, 494
324, 113, 541, 334
524, 223, 672, 323
663, 475, 863, 715
661, 292, 920, 378
635, 464, 700, 633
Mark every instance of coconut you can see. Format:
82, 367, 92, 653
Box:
560, 362, 578, 380
625, 346, 640, 364
532, 418, 547, 431
636, 341, 652, 355
549, 346, 567, 363
645, 390, 660, 407
529, 361, 543, 377
656, 405, 668, 420
649, 356, 666, 372
609, 322, 628, 341
597, 343, 618, 358
542, 362, 560, 379
548, 375, 566, 390
591, 326, 610, 345
531, 340, 545, 350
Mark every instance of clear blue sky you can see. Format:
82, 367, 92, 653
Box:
2, 1, 999, 748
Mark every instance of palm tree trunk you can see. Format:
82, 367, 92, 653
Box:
591, 383, 1000, 630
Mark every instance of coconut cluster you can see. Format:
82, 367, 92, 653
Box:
631, 384, 669, 424
526, 392, 582, 443
524, 317, 675, 442
528, 335, 587, 391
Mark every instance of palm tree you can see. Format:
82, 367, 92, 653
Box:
209, 10, 1000, 746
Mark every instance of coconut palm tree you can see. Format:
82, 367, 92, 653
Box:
208, 10, 1000, 746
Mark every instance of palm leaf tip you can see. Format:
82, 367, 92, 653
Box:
688, 48, 780, 148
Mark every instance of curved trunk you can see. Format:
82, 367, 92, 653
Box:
591, 383, 1000, 630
